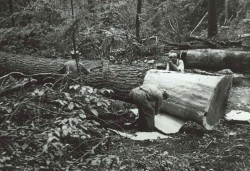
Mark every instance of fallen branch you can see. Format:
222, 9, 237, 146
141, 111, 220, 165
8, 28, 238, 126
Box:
188, 36, 222, 49
0, 72, 65, 81
190, 12, 208, 36
74, 135, 109, 163
0, 79, 37, 97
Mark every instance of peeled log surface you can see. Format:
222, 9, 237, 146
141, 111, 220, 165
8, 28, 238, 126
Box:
144, 70, 233, 130
182, 49, 250, 72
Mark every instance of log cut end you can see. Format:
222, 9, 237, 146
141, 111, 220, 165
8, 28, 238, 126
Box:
203, 75, 233, 130
143, 70, 233, 130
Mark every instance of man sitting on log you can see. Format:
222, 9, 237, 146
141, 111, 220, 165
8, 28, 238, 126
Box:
155, 52, 184, 72
129, 84, 169, 132
168, 52, 185, 72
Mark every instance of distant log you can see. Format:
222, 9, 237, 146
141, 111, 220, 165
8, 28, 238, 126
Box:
144, 70, 232, 130
180, 49, 250, 72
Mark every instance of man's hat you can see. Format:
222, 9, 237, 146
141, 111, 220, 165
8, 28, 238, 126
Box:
169, 52, 178, 58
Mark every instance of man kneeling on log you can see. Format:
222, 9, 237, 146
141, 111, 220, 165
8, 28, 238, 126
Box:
129, 84, 169, 131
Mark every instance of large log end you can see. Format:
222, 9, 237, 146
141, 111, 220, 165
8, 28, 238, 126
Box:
203, 75, 232, 129
143, 70, 233, 130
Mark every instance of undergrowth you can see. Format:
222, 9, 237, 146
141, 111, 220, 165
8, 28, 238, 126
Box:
0, 76, 132, 170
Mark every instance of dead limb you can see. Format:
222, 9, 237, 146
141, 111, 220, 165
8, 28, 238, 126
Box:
188, 36, 222, 49
0, 79, 37, 97
0, 72, 65, 81
190, 12, 208, 36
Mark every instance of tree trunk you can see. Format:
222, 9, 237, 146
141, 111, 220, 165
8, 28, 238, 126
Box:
242, 10, 250, 50
144, 70, 232, 130
135, 0, 142, 41
179, 49, 250, 72
208, 0, 218, 38
87, 0, 95, 13
0, 51, 147, 101
224, 0, 229, 24
8, 0, 15, 27
0, 51, 232, 129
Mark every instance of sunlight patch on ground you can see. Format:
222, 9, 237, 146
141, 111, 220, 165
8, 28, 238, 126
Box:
225, 110, 250, 122
109, 129, 170, 140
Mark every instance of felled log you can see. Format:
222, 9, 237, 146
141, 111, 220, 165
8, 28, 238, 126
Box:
0, 51, 148, 100
0, 51, 232, 129
179, 49, 250, 72
0, 51, 103, 75
144, 70, 233, 130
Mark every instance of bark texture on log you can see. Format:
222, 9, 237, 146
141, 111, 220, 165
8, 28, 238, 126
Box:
144, 70, 232, 130
0, 51, 148, 101
0, 51, 102, 75
83, 65, 148, 101
180, 49, 250, 72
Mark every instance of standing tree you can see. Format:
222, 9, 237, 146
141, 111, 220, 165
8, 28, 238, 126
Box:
8, 0, 15, 27
88, 0, 95, 13
208, 0, 218, 38
70, 0, 80, 73
135, 0, 142, 41
224, 0, 229, 24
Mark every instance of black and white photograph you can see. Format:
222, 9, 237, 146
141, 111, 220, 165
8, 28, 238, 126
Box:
0, 0, 250, 170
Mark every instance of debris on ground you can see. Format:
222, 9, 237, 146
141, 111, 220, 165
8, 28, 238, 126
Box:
225, 110, 250, 123
109, 113, 185, 140
109, 129, 170, 140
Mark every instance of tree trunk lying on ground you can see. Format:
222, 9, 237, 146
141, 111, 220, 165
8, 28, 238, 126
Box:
178, 49, 250, 72
0, 51, 148, 101
0, 51, 232, 129
144, 70, 232, 130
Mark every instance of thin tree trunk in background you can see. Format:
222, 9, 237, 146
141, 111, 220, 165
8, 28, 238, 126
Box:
208, 0, 218, 38
136, 0, 142, 42
88, 0, 95, 13
8, 0, 15, 27
70, 0, 77, 54
70, 0, 80, 74
224, 0, 229, 24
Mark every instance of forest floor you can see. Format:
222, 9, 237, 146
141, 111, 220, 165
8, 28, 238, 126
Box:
85, 120, 250, 171
0, 74, 249, 171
